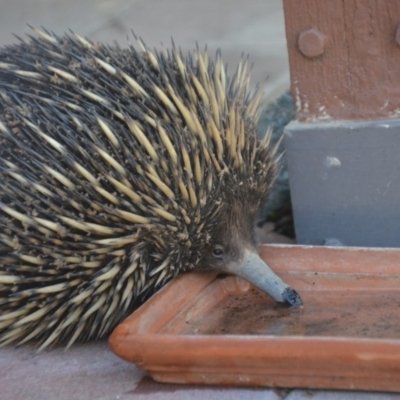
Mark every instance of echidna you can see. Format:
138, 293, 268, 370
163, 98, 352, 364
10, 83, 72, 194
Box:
0, 28, 301, 349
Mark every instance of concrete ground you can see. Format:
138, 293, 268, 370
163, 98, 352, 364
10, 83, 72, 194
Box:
0, 1, 399, 399
0, 0, 290, 97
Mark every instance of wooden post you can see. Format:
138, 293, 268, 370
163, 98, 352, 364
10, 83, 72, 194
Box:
283, 0, 400, 121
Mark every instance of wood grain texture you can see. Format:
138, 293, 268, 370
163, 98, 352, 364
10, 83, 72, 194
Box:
283, 0, 400, 121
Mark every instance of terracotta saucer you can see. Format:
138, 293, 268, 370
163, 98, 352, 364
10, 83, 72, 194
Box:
109, 244, 400, 391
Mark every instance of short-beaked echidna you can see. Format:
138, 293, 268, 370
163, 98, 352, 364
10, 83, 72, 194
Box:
0, 28, 301, 349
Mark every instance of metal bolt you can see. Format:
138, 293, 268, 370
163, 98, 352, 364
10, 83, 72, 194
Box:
298, 28, 326, 58
395, 23, 400, 47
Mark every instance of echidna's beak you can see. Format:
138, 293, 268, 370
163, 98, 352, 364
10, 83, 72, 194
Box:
226, 250, 302, 307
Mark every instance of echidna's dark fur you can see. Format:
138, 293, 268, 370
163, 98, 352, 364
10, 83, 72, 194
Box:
0, 28, 278, 349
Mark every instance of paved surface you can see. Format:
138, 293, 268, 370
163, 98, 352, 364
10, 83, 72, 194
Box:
0, 0, 290, 97
0, 0, 399, 399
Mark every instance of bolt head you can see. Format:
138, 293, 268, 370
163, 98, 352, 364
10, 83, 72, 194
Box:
298, 28, 326, 58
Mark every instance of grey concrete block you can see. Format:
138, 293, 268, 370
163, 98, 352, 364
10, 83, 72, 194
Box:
285, 119, 400, 247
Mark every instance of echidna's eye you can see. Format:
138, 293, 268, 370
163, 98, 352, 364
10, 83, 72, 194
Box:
212, 246, 224, 258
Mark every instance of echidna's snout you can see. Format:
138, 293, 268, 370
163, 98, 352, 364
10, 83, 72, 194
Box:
281, 287, 302, 307
225, 250, 302, 307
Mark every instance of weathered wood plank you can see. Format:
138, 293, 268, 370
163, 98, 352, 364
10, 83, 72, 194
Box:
283, 0, 400, 121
